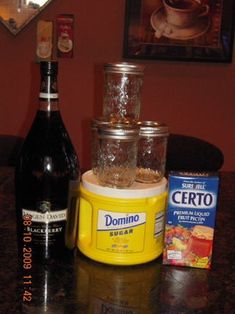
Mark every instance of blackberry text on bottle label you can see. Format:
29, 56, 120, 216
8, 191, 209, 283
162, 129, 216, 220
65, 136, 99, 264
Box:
22, 208, 67, 245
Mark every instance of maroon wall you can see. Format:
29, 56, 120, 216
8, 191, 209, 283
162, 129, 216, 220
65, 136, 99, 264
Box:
0, 0, 234, 170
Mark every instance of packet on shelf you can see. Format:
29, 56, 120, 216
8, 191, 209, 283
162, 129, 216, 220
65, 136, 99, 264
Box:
163, 172, 219, 269
36, 20, 53, 60
56, 14, 74, 58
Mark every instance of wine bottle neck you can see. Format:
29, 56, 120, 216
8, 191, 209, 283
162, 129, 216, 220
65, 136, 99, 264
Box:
38, 100, 59, 111
39, 74, 59, 111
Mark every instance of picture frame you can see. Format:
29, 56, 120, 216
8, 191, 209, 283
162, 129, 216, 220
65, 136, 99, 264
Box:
123, 0, 235, 62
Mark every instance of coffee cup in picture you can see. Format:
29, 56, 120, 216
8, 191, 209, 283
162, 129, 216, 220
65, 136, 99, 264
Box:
163, 0, 209, 28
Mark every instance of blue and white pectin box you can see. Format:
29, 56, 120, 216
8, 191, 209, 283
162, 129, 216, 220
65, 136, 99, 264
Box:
163, 172, 219, 269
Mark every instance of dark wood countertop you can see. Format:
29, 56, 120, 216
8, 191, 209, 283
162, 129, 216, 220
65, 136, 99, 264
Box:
1, 167, 235, 314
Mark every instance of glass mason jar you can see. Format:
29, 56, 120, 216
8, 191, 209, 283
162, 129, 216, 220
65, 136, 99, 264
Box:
91, 117, 111, 176
97, 124, 139, 188
102, 62, 145, 124
136, 121, 169, 183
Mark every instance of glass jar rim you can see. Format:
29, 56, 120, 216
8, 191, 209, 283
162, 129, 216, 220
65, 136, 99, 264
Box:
98, 123, 139, 140
138, 121, 169, 137
91, 117, 111, 128
104, 62, 145, 75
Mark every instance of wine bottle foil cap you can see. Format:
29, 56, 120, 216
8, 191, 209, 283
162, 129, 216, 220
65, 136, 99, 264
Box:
104, 62, 145, 75
40, 61, 58, 76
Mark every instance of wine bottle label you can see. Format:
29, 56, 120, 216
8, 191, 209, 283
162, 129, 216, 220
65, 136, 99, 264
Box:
39, 92, 59, 99
22, 208, 67, 223
22, 207, 67, 246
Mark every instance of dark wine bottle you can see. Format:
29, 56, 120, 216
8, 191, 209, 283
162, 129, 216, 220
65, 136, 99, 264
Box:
15, 61, 80, 261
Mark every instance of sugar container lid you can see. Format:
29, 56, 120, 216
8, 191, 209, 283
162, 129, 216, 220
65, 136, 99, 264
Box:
82, 170, 167, 199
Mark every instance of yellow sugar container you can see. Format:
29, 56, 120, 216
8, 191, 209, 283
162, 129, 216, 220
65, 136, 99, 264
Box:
77, 171, 167, 265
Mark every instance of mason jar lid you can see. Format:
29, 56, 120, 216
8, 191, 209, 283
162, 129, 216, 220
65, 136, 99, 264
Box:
138, 121, 169, 137
104, 62, 145, 75
91, 117, 111, 129
98, 123, 139, 140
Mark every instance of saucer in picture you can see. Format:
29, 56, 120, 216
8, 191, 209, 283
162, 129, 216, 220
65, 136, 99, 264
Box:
150, 6, 210, 40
